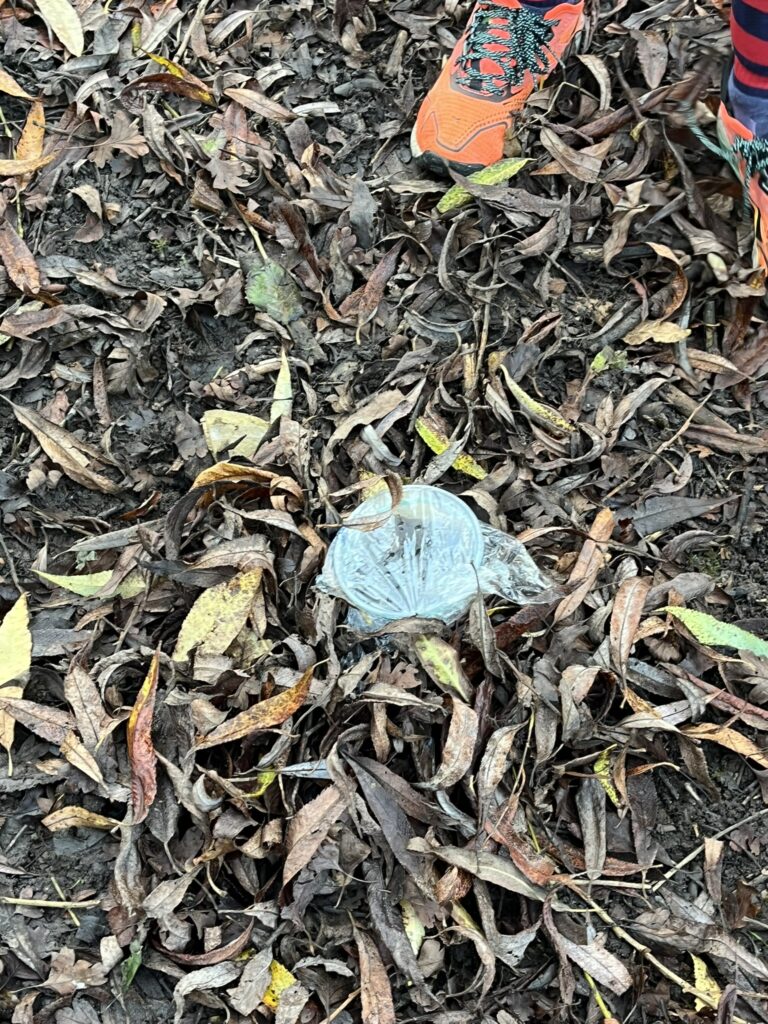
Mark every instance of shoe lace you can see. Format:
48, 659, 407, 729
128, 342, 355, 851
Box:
684, 103, 768, 209
456, 2, 557, 97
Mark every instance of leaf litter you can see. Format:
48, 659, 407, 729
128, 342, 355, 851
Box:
0, 1, 768, 1023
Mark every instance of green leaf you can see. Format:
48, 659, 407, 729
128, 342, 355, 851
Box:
244, 256, 302, 325
661, 606, 768, 657
121, 938, 143, 991
437, 157, 530, 214
35, 569, 146, 599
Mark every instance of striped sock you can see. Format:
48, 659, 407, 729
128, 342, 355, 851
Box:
730, 0, 768, 136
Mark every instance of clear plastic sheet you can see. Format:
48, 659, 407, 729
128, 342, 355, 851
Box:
317, 484, 550, 632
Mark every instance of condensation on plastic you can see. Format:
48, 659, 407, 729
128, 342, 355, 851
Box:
317, 484, 550, 632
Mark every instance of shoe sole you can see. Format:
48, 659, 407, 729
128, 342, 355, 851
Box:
410, 125, 485, 178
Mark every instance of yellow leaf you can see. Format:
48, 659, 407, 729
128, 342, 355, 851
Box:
594, 745, 621, 808
173, 568, 263, 663
623, 320, 691, 346
0, 69, 33, 101
414, 635, 472, 701
245, 770, 277, 798
691, 954, 722, 1012
262, 960, 297, 1010
400, 900, 425, 955
0, 595, 32, 752
201, 410, 268, 459
143, 51, 214, 104
35, 569, 145, 599
415, 418, 486, 480
437, 157, 530, 213
196, 666, 313, 750
270, 349, 292, 423
42, 806, 121, 832
35, 0, 84, 57
501, 368, 575, 436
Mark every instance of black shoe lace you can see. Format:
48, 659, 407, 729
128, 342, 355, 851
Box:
456, 2, 557, 97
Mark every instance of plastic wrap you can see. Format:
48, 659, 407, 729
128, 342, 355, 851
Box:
317, 484, 549, 632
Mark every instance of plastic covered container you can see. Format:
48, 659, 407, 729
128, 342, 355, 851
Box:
317, 484, 549, 632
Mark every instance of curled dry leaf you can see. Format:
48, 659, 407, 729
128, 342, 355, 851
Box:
422, 698, 478, 790
555, 509, 615, 623
282, 783, 345, 886
127, 652, 159, 823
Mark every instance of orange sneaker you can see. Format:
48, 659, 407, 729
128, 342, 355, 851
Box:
412, 0, 584, 174
717, 98, 768, 273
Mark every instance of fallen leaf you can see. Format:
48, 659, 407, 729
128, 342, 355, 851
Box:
422, 698, 478, 790
661, 606, 768, 657
431, 845, 548, 901
244, 254, 303, 324
35, 569, 145, 599
224, 86, 295, 122
127, 652, 159, 823
437, 157, 530, 213
42, 806, 121, 831
35, 0, 84, 56
282, 784, 344, 886
682, 722, 768, 769
195, 666, 313, 749
16, 101, 46, 191
0, 221, 41, 294
0, 595, 32, 753
354, 928, 395, 1024
0, 69, 33, 100
270, 349, 292, 423
9, 401, 122, 494
555, 509, 615, 623
623, 320, 691, 346
610, 577, 652, 677
262, 961, 297, 1011
0, 153, 56, 177
415, 417, 486, 480
45, 948, 107, 995
691, 953, 723, 1012
172, 963, 240, 1024
201, 410, 269, 459
501, 367, 575, 436
172, 568, 263, 663
0, 697, 75, 745
413, 635, 472, 701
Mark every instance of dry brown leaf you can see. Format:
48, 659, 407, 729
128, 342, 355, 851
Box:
35, 0, 84, 56
0, 595, 32, 753
682, 723, 768, 769
9, 401, 122, 493
354, 928, 396, 1024
610, 577, 652, 678
224, 87, 294, 122
42, 806, 121, 832
0, 220, 41, 294
554, 509, 615, 623
16, 101, 46, 191
0, 153, 56, 178
195, 666, 313, 749
422, 699, 478, 790
127, 652, 159, 823
282, 784, 345, 886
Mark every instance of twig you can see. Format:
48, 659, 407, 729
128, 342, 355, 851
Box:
603, 389, 715, 501
651, 808, 768, 893
563, 884, 752, 1023
50, 876, 80, 927
319, 987, 361, 1024
0, 896, 100, 909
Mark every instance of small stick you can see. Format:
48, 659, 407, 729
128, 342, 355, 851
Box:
0, 896, 100, 909
50, 876, 80, 927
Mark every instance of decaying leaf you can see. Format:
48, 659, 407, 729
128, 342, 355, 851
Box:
0, 221, 41, 294
195, 666, 313, 749
422, 698, 478, 790
244, 254, 303, 324
413, 634, 472, 701
282, 784, 344, 885
127, 652, 159, 823
42, 806, 121, 831
271, 349, 293, 423
415, 417, 486, 480
354, 928, 396, 1024
172, 568, 263, 663
201, 410, 269, 459
35, 569, 146, 599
